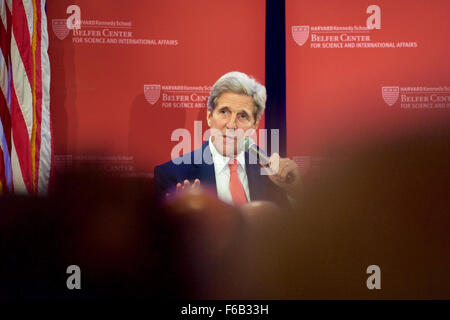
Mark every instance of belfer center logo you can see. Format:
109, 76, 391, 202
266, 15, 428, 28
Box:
52, 5, 81, 40
291, 5, 416, 49
382, 87, 399, 106
52, 19, 69, 40
144, 85, 161, 105
384, 86, 450, 109
51, 7, 178, 46
292, 26, 310, 46
144, 85, 211, 108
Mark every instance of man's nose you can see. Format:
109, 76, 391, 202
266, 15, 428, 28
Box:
226, 113, 238, 129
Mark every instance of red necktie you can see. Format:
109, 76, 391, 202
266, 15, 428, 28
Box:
228, 159, 248, 205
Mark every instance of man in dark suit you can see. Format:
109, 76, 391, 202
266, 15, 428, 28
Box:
154, 71, 300, 207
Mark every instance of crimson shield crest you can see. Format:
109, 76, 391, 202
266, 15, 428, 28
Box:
292, 26, 309, 46
382, 86, 399, 106
144, 85, 161, 105
52, 19, 70, 40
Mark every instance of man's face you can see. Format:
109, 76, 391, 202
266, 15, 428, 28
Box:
207, 92, 260, 157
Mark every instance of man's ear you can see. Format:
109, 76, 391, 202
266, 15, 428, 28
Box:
206, 110, 211, 127
252, 119, 260, 130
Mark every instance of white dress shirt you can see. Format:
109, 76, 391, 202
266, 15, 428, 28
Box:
208, 137, 251, 205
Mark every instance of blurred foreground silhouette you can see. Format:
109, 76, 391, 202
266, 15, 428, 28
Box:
1, 127, 449, 299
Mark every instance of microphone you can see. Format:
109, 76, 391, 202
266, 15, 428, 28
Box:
241, 137, 295, 184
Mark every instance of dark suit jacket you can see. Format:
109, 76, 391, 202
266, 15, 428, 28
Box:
153, 141, 288, 207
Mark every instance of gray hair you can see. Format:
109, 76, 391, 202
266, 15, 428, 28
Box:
207, 71, 266, 122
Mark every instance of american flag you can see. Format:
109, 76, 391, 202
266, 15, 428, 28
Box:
0, 0, 52, 195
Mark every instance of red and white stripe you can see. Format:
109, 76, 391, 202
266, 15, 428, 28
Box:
38, 0, 51, 194
0, 0, 52, 195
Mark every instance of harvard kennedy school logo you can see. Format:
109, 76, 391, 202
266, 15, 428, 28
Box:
292, 26, 310, 46
382, 86, 399, 106
144, 85, 161, 105
52, 19, 70, 40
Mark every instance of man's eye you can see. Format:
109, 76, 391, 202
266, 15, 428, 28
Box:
239, 113, 248, 119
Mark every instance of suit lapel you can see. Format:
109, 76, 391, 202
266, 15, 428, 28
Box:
245, 151, 265, 201
192, 141, 217, 195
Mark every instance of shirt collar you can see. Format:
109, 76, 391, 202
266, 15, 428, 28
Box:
208, 136, 246, 173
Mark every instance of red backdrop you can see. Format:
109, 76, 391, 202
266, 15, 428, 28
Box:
47, 0, 266, 177
286, 0, 450, 161
47, 1, 450, 177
